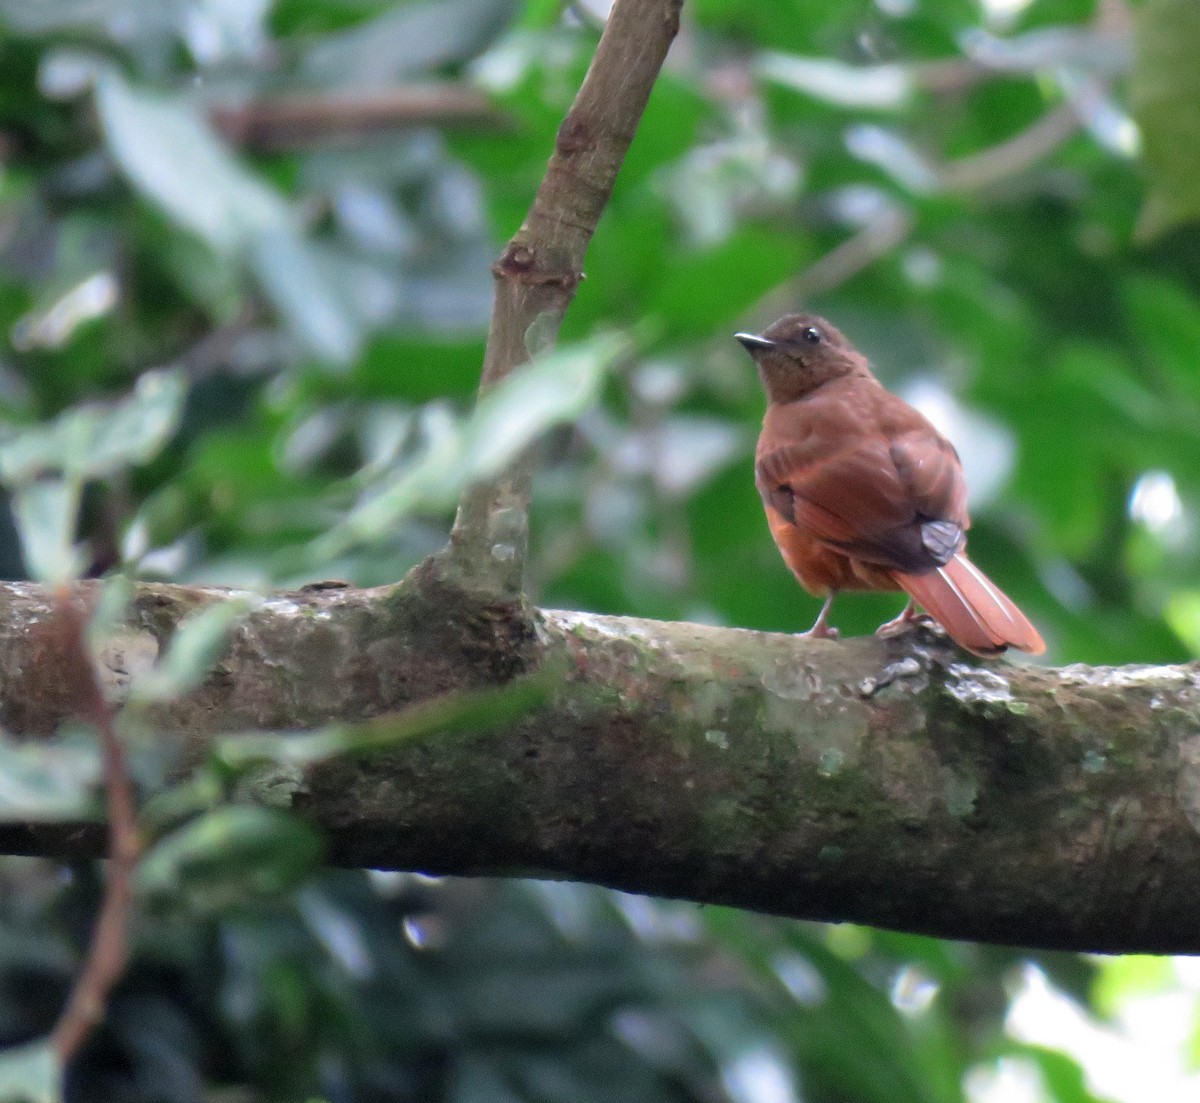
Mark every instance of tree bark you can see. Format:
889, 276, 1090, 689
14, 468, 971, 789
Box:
2, 572, 1198, 955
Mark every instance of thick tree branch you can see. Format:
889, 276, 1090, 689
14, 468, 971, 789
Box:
1, 576, 1199, 955
441, 0, 683, 598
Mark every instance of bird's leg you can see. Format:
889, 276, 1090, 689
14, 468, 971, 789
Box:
800, 592, 839, 640
875, 598, 933, 639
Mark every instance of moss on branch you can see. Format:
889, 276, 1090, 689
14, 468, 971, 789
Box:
1, 575, 1199, 954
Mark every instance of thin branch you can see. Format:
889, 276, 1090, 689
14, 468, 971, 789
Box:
440, 0, 684, 598
48, 590, 140, 1065
748, 99, 1083, 320
208, 85, 504, 151
936, 100, 1082, 192
179, 310, 261, 379
910, 30, 1128, 94
752, 206, 915, 321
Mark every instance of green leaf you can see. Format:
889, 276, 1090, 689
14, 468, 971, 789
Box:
0, 0, 144, 35
97, 70, 369, 363
459, 335, 619, 476
618, 72, 712, 193
1132, 0, 1200, 238
313, 335, 622, 559
755, 54, 911, 109
1005, 1043, 1118, 1103
1166, 591, 1200, 656
301, 0, 515, 86
0, 1041, 59, 1103
96, 70, 288, 252
10, 479, 83, 584
1121, 273, 1200, 410
0, 370, 186, 484
130, 597, 260, 704
1091, 954, 1174, 1020
246, 231, 362, 365
215, 661, 559, 771
87, 574, 137, 646
137, 805, 324, 911
0, 732, 100, 821
309, 403, 460, 561
690, 0, 881, 52
83, 370, 188, 473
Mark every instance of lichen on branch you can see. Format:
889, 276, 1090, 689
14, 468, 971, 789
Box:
3, 578, 1200, 955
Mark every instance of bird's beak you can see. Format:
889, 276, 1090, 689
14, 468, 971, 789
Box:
735, 332, 776, 352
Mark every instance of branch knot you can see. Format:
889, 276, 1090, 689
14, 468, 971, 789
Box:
492, 243, 583, 290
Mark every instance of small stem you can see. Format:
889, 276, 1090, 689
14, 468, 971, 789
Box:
753, 207, 915, 321
49, 590, 140, 1066
439, 0, 684, 598
937, 100, 1082, 192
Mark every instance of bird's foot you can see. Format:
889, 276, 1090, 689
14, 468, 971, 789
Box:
875, 616, 934, 640
798, 624, 840, 641
795, 593, 839, 640
875, 601, 933, 640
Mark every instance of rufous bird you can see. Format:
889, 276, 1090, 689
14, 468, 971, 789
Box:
736, 314, 1044, 657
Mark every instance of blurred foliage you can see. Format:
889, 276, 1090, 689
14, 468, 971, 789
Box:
0, 0, 1198, 1098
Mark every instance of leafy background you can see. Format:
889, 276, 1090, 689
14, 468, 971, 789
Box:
1, 0, 1199, 1099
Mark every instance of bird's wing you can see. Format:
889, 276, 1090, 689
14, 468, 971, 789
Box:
756, 428, 968, 574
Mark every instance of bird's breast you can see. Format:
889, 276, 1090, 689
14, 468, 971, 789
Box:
765, 507, 897, 595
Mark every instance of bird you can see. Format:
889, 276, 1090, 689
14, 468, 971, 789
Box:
735, 313, 1044, 657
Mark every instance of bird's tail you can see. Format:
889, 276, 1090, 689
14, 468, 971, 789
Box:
895, 553, 1045, 657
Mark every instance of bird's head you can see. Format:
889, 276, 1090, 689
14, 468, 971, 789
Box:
735, 314, 868, 403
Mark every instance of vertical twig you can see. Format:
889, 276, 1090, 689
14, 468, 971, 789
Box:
49, 590, 140, 1065
440, 0, 685, 597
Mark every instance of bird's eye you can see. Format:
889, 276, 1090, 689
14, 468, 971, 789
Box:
801, 326, 822, 345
